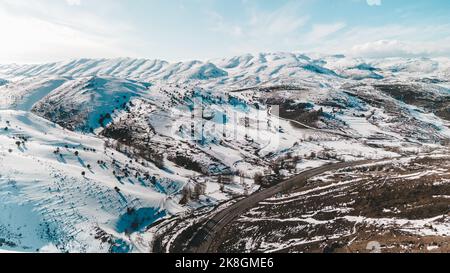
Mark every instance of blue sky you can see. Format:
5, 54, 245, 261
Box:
0, 0, 449, 63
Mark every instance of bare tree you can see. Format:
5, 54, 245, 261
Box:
253, 172, 264, 185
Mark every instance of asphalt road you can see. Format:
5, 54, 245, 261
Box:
180, 159, 379, 253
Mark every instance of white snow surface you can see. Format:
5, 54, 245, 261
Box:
0, 110, 184, 252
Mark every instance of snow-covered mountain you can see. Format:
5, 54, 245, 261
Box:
1, 53, 449, 85
0, 52, 449, 253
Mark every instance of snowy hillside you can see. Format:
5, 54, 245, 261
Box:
32, 77, 151, 132
0, 77, 68, 111
0, 110, 185, 252
0, 52, 449, 253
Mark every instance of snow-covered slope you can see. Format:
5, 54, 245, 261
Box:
32, 77, 151, 132
0, 77, 68, 111
0, 110, 187, 252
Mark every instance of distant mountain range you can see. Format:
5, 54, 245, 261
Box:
1, 53, 449, 86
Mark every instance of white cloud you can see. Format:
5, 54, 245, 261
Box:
209, 1, 309, 38
0, 11, 130, 63
351, 39, 450, 58
305, 22, 346, 42
0, 0, 140, 63
207, 11, 244, 38
303, 23, 450, 58
247, 2, 309, 36
352, 40, 416, 58
208, 1, 310, 55
66, 0, 81, 6
367, 0, 382, 6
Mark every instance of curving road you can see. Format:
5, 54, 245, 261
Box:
176, 159, 381, 253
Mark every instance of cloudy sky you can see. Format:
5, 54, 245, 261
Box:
0, 0, 449, 63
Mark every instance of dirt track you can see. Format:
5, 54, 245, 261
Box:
166, 159, 382, 253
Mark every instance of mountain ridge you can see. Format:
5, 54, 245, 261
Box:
1, 53, 449, 85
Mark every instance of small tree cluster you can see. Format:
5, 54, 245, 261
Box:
253, 172, 264, 185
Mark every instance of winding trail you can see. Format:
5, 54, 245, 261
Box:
162, 159, 384, 253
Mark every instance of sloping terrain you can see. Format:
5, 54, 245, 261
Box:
0, 77, 68, 111
0, 110, 184, 252
32, 77, 151, 132
217, 155, 450, 253
0, 52, 449, 253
